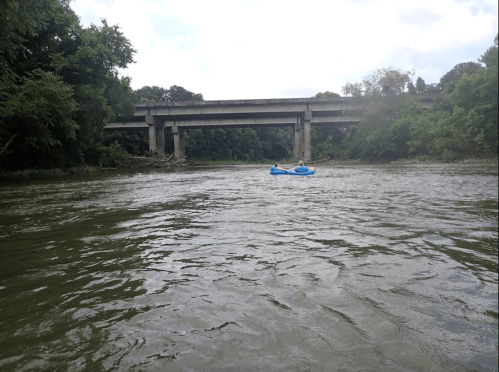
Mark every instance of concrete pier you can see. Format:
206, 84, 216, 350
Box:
173, 124, 186, 158
293, 118, 301, 162
146, 115, 165, 155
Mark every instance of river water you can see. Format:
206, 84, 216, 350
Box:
0, 163, 497, 372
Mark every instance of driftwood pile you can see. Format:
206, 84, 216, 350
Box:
306, 157, 331, 164
115, 152, 192, 169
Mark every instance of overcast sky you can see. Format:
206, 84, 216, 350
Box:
71, 0, 498, 100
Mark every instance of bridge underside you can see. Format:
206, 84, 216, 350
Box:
107, 117, 359, 162
107, 97, 363, 161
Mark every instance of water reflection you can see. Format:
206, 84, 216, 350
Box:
0, 163, 497, 371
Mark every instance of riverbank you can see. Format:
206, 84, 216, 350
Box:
390, 157, 498, 164
1, 156, 497, 180
0, 165, 102, 179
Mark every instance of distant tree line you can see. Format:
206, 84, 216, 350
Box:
0, 0, 496, 169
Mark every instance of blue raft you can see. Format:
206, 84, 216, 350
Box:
288, 169, 315, 176
270, 167, 315, 176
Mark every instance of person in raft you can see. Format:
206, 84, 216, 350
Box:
270, 162, 285, 172
293, 160, 309, 173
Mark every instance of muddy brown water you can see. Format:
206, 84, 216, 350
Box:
0, 163, 497, 371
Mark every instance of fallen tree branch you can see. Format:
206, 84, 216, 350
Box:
0, 132, 21, 156
116, 153, 192, 169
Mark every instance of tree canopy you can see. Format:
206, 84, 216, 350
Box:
342, 67, 414, 97
0, 0, 136, 169
334, 35, 498, 161
135, 85, 204, 103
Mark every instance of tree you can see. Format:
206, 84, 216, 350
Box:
0, 70, 77, 160
407, 82, 417, 94
438, 62, 483, 93
423, 83, 440, 95
0, 0, 61, 79
338, 36, 498, 161
135, 85, 203, 102
342, 82, 363, 97
377, 68, 414, 95
166, 85, 203, 102
415, 77, 427, 94
135, 86, 169, 102
257, 127, 292, 160
0, 1, 137, 169
340, 68, 418, 159
314, 91, 341, 98
407, 107, 486, 159
342, 67, 414, 97
479, 33, 498, 68
431, 34, 498, 155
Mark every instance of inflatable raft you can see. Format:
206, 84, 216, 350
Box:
288, 169, 315, 176
270, 167, 315, 176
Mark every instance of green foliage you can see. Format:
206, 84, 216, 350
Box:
430, 35, 498, 155
336, 36, 498, 161
415, 77, 427, 94
183, 127, 292, 162
311, 124, 347, 159
312, 141, 336, 159
167, 85, 203, 101
314, 91, 341, 98
342, 67, 414, 97
406, 107, 486, 159
135, 85, 203, 103
0, 1, 137, 170
479, 34, 498, 68
0, 0, 61, 79
438, 62, 483, 93
135, 86, 169, 102
258, 127, 293, 160
0, 69, 78, 168
102, 129, 149, 155
98, 140, 128, 167
407, 82, 417, 94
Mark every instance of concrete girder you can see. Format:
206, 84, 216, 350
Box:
105, 116, 361, 130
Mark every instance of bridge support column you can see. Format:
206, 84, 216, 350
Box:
146, 115, 157, 152
146, 115, 165, 154
293, 118, 301, 162
303, 110, 312, 162
173, 124, 185, 158
156, 122, 165, 155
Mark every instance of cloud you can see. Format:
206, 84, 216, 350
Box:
71, 0, 498, 99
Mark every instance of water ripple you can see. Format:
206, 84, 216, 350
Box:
0, 163, 497, 371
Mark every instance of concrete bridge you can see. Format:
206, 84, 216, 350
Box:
107, 96, 433, 161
